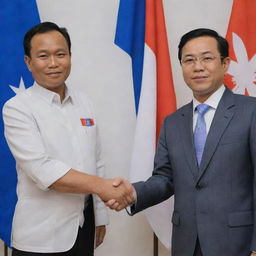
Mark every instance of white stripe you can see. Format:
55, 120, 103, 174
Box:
130, 44, 156, 182
130, 44, 172, 249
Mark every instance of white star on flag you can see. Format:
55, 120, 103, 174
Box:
9, 77, 26, 95
227, 33, 256, 96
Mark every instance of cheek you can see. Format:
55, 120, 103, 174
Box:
182, 69, 187, 77
62, 59, 71, 69
211, 68, 224, 81
30, 62, 46, 74
64, 63, 71, 75
182, 70, 191, 83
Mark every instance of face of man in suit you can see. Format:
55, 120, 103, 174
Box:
180, 36, 230, 103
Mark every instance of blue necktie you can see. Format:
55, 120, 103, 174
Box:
194, 104, 210, 165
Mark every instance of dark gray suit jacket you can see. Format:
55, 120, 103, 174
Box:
132, 88, 256, 256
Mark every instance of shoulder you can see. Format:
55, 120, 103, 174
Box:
164, 102, 192, 122
3, 88, 32, 111
2, 88, 35, 124
221, 90, 256, 120
234, 93, 256, 103
232, 92, 256, 110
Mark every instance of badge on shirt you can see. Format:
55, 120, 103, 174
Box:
80, 118, 94, 127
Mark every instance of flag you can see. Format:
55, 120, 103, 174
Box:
115, 0, 176, 249
224, 0, 256, 95
0, 0, 40, 246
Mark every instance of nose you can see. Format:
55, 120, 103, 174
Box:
193, 59, 205, 71
48, 56, 58, 68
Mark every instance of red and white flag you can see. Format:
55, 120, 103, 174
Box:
139, 0, 177, 248
115, 0, 176, 249
225, 0, 256, 95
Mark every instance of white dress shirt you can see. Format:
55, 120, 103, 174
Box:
193, 85, 225, 133
3, 83, 109, 252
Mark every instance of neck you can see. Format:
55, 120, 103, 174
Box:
194, 94, 210, 103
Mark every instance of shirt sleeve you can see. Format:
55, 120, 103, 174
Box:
3, 97, 71, 191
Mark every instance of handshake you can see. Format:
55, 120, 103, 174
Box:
96, 177, 136, 211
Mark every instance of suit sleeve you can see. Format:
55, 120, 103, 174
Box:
131, 117, 174, 215
249, 108, 256, 251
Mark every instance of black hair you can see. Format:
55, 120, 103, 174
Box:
23, 21, 71, 57
178, 28, 229, 62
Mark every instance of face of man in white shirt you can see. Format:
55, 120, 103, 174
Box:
180, 36, 230, 103
24, 30, 71, 98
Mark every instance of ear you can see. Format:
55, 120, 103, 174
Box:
222, 57, 230, 73
24, 56, 32, 72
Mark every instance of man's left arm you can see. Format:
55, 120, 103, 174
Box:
250, 108, 256, 252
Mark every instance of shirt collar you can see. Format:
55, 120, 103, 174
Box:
31, 83, 73, 105
193, 85, 225, 111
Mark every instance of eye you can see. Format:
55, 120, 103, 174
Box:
38, 54, 47, 59
183, 58, 195, 64
202, 56, 214, 62
57, 53, 66, 57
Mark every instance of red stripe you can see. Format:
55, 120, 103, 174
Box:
80, 119, 86, 126
145, 0, 176, 139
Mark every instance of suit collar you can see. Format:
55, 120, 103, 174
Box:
197, 88, 235, 181
179, 102, 198, 181
179, 87, 235, 182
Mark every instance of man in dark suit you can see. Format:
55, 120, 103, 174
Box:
107, 28, 256, 256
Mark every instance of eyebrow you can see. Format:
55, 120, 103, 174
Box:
35, 48, 68, 53
183, 51, 214, 57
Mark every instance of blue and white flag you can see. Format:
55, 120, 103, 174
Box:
0, 0, 40, 246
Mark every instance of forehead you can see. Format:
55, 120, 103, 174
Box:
182, 36, 219, 56
30, 30, 69, 52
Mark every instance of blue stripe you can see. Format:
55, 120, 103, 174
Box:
114, 0, 145, 114
0, 0, 40, 247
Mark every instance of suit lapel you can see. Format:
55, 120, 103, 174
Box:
197, 88, 235, 180
179, 102, 199, 181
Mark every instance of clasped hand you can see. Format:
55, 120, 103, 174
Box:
97, 177, 136, 211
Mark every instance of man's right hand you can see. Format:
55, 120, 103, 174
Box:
104, 177, 137, 211
96, 177, 136, 211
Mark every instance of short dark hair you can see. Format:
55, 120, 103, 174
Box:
178, 28, 229, 62
23, 21, 71, 57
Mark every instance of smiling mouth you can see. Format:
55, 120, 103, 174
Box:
46, 72, 62, 77
192, 76, 208, 81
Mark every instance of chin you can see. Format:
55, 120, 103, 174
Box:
192, 84, 213, 93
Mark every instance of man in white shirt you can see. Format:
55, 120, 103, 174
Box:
3, 22, 134, 256
107, 28, 256, 256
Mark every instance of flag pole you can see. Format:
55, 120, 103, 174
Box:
153, 233, 158, 256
